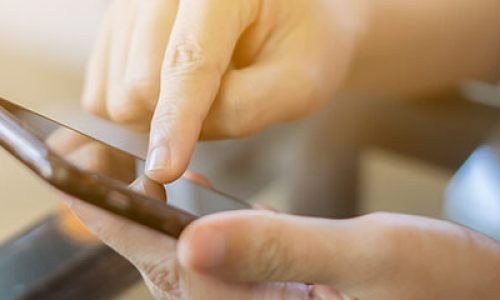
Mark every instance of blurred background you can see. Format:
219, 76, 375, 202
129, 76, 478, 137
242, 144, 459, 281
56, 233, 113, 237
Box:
0, 1, 498, 299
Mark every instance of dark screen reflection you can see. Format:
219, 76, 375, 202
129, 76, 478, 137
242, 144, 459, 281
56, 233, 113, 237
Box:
46, 127, 137, 184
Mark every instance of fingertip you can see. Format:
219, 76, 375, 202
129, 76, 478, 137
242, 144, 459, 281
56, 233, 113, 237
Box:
177, 222, 226, 272
145, 128, 193, 183
145, 145, 181, 183
177, 211, 272, 273
129, 176, 167, 202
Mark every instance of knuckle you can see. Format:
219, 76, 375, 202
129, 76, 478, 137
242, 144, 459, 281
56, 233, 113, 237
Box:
82, 96, 105, 116
107, 82, 155, 124
123, 79, 159, 106
257, 240, 284, 280
140, 258, 182, 298
253, 222, 293, 281
107, 105, 135, 124
163, 39, 222, 78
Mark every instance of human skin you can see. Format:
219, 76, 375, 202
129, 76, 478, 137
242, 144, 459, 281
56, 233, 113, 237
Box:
77, 203, 500, 299
75, 1, 500, 298
53, 132, 500, 299
82, 0, 500, 183
343, 0, 500, 96
50, 130, 500, 299
49, 131, 348, 300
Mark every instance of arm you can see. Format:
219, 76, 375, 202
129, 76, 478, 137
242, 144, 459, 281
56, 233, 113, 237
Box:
345, 0, 500, 96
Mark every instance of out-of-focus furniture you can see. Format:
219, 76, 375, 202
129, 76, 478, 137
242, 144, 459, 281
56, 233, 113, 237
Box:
285, 93, 500, 218
0, 208, 140, 300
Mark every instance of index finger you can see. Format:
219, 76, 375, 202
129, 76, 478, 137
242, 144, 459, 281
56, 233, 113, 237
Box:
145, 0, 260, 182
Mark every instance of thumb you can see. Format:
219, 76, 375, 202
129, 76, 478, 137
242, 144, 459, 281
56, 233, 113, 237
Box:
177, 210, 366, 286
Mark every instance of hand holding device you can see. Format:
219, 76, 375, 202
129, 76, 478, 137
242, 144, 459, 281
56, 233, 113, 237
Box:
0, 97, 249, 237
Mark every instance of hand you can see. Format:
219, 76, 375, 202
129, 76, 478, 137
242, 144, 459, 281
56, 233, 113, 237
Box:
62, 181, 500, 300
47, 129, 500, 299
50, 130, 500, 299
82, 0, 369, 182
178, 211, 500, 299
68, 182, 352, 300
51, 131, 347, 299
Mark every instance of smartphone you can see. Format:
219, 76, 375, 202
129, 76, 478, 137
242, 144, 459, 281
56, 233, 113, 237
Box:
0, 98, 250, 238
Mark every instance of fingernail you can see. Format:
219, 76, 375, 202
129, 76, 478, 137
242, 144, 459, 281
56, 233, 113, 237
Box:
146, 145, 170, 173
178, 228, 226, 271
